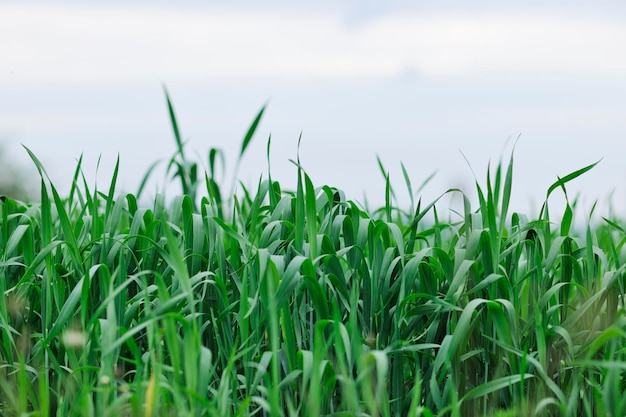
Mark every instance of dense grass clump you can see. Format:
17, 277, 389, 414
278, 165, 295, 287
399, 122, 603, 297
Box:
1, 93, 626, 416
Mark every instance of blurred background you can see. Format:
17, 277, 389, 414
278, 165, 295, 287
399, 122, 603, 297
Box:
1, 1, 625, 220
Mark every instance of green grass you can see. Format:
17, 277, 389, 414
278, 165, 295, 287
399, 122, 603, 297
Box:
1, 90, 626, 416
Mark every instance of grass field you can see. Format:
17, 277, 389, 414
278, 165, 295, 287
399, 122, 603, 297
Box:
1, 92, 625, 416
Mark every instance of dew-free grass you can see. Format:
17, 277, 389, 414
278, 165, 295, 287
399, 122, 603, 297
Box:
1, 90, 625, 416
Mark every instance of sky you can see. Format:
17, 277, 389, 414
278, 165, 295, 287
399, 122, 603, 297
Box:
1, 1, 625, 221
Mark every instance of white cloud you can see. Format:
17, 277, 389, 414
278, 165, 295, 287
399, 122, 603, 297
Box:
1, 4, 625, 81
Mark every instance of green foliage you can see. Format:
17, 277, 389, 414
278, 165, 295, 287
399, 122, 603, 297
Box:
1, 91, 625, 416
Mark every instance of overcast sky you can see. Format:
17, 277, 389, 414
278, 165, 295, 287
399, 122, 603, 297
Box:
1, 1, 625, 220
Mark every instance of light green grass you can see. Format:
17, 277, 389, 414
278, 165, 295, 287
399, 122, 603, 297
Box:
1, 90, 625, 416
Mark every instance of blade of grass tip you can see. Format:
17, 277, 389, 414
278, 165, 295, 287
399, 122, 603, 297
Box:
167, 160, 189, 199
560, 198, 573, 237
68, 153, 84, 207
304, 171, 318, 260
204, 173, 223, 217
403, 188, 463, 237
266, 134, 278, 208
293, 162, 305, 254
136, 159, 163, 200
23, 145, 50, 180
415, 169, 438, 194
584, 202, 598, 288
460, 149, 486, 222
493, 160, 502, 210
95, 152, 103, 189
401, 162, 415, 214
602, 217, 626, 235
163, 84, 185, 159
38, 178, 53, 246
230, 102, 268, 198
485, 164, 500, 272
376, 154, 396, 201
545, 159, 601, 199
459, 150, 478, 184
208, 147, 226, 180
239, 102, 267, 158
405, 198, 421, 254
292, 133, 305, 254
385, 171, 392, 222
499, 149, 514, 233
485, 163, 497, 235
105, 154, 120, 217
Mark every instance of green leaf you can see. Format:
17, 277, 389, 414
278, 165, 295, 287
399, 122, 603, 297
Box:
163, 84, 184, 158
240, 103, 267, 159
546, 159, 601, 199
461, 374, 534, 402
